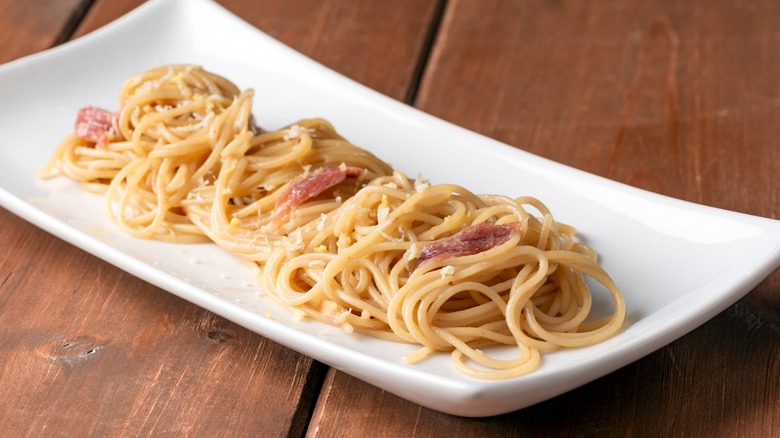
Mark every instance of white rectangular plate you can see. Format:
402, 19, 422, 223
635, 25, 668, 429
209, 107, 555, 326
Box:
1, 0, 779, 417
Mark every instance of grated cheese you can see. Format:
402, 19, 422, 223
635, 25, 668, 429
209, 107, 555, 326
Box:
415, 173, 430, 193
283, 124, 303, 141
169, 72, 191, 96
377, 194, 390, 222
404, 243, 420, 262
286, 228, 304, 251
317, 213, 327, 231
292, 308, 306, 321
377, 205, 390, 223
337, 233, 352, 249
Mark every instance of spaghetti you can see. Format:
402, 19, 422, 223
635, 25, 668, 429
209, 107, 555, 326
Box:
40, 64, 626, 379
261, 172, 624, 379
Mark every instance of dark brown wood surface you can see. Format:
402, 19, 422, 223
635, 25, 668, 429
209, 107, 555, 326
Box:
0, 0, 777, 436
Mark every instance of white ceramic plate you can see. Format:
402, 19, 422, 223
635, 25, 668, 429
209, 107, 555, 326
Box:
1, 0, 779, 417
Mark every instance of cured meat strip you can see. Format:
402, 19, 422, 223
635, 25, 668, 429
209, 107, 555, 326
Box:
75, 106, 117, 145
416, 222, 522, 268
274, 166, 364, 219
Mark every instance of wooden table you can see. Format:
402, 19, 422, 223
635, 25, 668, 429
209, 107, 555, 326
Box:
2, 1, 778, 436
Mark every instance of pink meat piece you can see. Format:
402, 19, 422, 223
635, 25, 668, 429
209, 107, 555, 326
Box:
416, 222, 522, 268
75, 106, 117, 145
274, 166, 364, 218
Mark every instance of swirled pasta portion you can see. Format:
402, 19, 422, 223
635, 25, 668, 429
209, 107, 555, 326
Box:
184, 117, 392, 261
40, 64, 625, 379
39, 65, 247, 241
261, 172, 624, 379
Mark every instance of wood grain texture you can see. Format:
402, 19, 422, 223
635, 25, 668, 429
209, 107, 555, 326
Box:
1, 0, 778, 436
308, 304, 779, 437
218, 0, 440, 102
308, 0, 780, 435
0, 0, 87, 63
416, 0, 779, 218
415, 0, 780, 316
73, 0, 439, 101
0, 0, 316, 433
0, 211, 319, 436
71, 0, 144, 39
0, 0, 439, 436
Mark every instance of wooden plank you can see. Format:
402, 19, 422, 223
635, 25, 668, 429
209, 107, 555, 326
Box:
418, 0, 780, 316
74, 0, 437, 102
308, 0, 780, 435
311, 301, 778, 437
0, 0, 439, 435
0, 212, 321, 436
0, 0, 87, 63
71, 0, 144, 39
218, 0, 440, 101
416, 0, 780, 218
